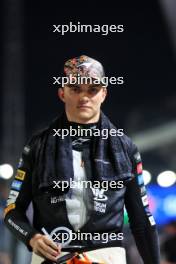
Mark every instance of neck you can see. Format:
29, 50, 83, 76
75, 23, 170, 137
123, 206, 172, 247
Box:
65, 110, 100, 124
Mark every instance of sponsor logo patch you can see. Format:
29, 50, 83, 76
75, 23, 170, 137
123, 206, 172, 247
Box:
4, 203, 16, 216
7, 190, 19, 205
8, 218, 28, 236
140, 186, 146, 195
94, 201, 107, 213
148, 216, 156, 226
15, 169, 26, 181
137, 174, 144, 185
51, 196, 65, 204
142, 195, 149, 206
7, 199, 16, 206
91, 188, 108, 213
11, 180, 22, 191
134, 152, 141, 162
91, 188, 108, 202
23, 145, 30, 154
137, 162, 143, 174
17, 158, 23, 168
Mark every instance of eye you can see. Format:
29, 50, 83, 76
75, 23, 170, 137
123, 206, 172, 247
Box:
70, 86, 80, 93
88, 86, 100, 94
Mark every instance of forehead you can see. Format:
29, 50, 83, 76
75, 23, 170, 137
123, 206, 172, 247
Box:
65, 83, 103, 89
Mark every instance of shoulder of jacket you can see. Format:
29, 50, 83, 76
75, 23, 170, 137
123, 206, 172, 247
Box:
103, 112, 138, 158
107, 116, 137, 156
119, 133, 137, 158
27, 116, 59, 146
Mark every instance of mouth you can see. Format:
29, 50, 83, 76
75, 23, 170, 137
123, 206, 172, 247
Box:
77, 105, 91, 109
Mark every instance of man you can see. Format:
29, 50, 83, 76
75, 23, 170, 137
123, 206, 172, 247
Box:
4, 55, 160, 264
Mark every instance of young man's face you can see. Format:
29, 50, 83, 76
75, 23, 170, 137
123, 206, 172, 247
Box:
58, 83, 107, 123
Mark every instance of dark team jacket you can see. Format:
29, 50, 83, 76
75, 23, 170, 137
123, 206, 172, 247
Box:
4, 127, 160, 264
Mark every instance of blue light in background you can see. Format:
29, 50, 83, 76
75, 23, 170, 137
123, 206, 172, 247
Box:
147, 184, 176, 225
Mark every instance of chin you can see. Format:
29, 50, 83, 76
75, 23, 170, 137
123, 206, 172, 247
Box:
77, 112, 95, 122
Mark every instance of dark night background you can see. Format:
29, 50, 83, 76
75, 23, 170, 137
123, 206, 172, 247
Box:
24, 1, 175, 134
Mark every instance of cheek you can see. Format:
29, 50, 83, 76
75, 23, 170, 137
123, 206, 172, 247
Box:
93, 94, 104, 106
66, 95, 78, 108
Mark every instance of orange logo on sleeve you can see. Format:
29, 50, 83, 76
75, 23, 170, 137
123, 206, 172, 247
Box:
4, 203, 16, 217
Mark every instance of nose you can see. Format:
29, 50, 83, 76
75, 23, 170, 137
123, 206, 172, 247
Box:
79, 92, 89, 103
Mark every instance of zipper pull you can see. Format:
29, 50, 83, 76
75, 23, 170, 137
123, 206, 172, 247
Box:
80, 159, 84, 167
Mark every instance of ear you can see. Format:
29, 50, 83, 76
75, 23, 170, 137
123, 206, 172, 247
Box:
101, 87, 107, 103
58, 87, 65, 103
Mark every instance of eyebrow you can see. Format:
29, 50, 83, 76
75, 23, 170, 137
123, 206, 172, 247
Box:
67, 84, 102, 88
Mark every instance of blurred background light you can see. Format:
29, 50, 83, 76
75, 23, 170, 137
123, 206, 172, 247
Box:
0, 164, 14, 180
147, 185, 176, 225
163, 195, 176, 216
157, 170, 176, 187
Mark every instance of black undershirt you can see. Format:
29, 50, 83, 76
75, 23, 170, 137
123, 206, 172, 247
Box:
68, 121, 98, 151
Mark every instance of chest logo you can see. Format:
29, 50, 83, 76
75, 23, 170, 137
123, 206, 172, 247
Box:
91, 188, 108, 213
91, 187, 108, 201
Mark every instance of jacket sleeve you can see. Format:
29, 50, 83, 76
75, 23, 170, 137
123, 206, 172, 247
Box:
4, 137, 40, 251
124, 142, 160, 264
